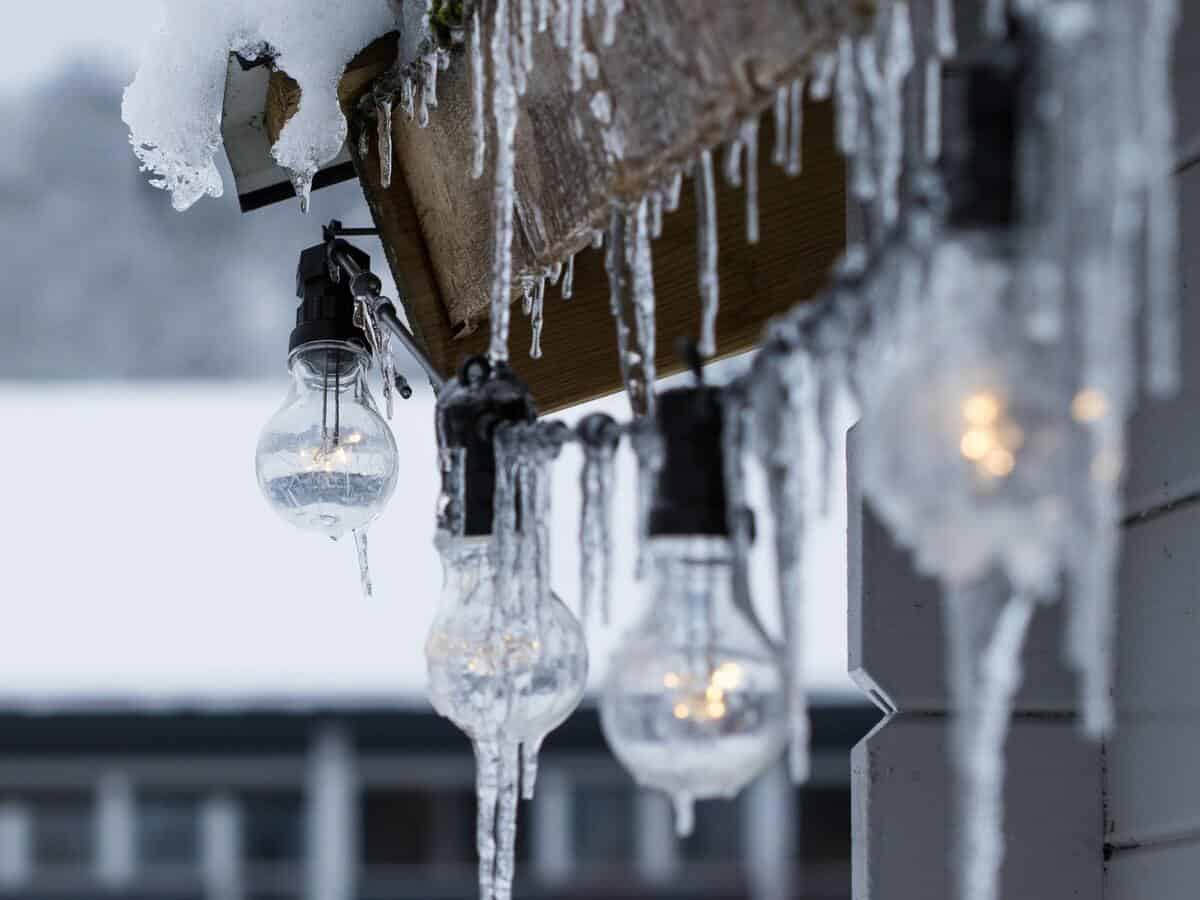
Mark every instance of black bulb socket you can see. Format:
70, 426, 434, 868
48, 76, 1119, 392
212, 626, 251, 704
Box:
289, 243, 370, 354
647, 386, 729, 538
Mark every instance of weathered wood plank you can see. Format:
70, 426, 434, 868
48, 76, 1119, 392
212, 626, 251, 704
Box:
446, 101, 845, 413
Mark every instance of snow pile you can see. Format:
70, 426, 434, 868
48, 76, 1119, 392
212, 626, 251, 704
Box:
122, 0, 397, 210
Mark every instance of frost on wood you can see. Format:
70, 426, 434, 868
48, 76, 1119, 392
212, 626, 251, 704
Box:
122, 0, 396, 211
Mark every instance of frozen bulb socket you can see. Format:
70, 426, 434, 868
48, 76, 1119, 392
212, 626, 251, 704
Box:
436, 355, 536, 536
289, 243, 371, 353
941, 30, 1028, 230
648, 386, 729, 537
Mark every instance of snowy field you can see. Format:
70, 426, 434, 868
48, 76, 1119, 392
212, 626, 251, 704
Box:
0, 376, 856, 710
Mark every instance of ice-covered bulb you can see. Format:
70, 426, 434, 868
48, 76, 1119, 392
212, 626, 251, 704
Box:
600, 536, 787, 836
255, 340, 398, 540
426, 534, 588, 746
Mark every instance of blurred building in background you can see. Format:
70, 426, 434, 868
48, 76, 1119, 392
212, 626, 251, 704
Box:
0, 703, 876, 900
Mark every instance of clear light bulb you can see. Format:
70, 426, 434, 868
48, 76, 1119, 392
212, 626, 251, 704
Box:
425, 534, 588, 746
600, 535, 787, 836
255, 340, 398, 540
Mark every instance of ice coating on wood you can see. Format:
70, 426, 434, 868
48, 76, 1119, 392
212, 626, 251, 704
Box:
695, 150, 720, 358
352, 528, 372, 598
122, 0, 396, 210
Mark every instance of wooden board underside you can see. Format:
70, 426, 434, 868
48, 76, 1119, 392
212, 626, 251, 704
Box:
351, 99, 845, 413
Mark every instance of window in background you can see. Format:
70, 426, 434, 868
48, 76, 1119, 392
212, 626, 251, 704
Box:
572, 784, 635, 865
243, 792, 303, 865
360, 789, 434, 865
31, 793, 93, 869
137, 792, 200, 868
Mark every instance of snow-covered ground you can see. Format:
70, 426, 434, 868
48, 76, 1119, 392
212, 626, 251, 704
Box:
0, 374, 857, 711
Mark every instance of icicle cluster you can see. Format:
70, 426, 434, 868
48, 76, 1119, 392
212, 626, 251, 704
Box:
471, 0, 627, 364
427, 420, 587, 900
359, 46, 453, 189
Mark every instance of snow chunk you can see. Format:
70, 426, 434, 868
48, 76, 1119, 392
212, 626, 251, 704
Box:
122, 0, 397, 211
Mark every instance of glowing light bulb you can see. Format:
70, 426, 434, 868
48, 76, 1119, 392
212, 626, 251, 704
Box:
255, 341, 398, 540
600, 536, 787, 837
425, 534, 588, 753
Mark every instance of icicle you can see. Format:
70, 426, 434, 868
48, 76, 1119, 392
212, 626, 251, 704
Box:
787, 78, 804, 176
628, 197, 657, 409
579, 428, 617, 626
948, 588, 1035, 900
493, 741, 521, 900
548, 261, 563, 285
601, 0, 623, 45
520, 278, 533, 316
470, 7, 487, 179
416, 86, 430, 128
752, 352, 813, 783
473, 740, 500, 900
605, 209, 641, 413
809, 50, 836, 101
740, 118, 760, 244
521, 736, 545, 800
631, 421, 663, 578
695, 150, 719, 357
352, 528, 372, 598
561, 253, 576, 299
401, 78, 415, 122
425, 52, 440, 110
552, 0, 570, 47
1143, 0, 1181, 396
357, 125, 369, 160
834, 36, 859, 155
568, 0, 585, 90
520, 0, 534, 76
933, 0, 957, 58
772, 85, 788, 167
290, 172, 313, 214
924, 58, 942, 164
724, 138, 744, 188
537, 0, 550, 32
673, 793, 695, 838
530, 276, 546, 359
591, 229, 605, 249
376, 97, 393, 189
649, 192, 664, 239
488, 0, 519, 365
664, 170, 683, 213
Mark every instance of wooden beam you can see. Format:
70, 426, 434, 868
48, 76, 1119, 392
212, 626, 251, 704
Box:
444, 101, 845, 413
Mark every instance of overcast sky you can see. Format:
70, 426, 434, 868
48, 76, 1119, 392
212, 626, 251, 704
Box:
0, 0, 158, 89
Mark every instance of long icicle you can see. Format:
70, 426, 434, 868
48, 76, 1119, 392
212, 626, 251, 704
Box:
741, 118, 760, 244
955, 591, 1035, 900
696, 150, 720, 357
488, 0, 518, 364
470, 6, 487, 179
